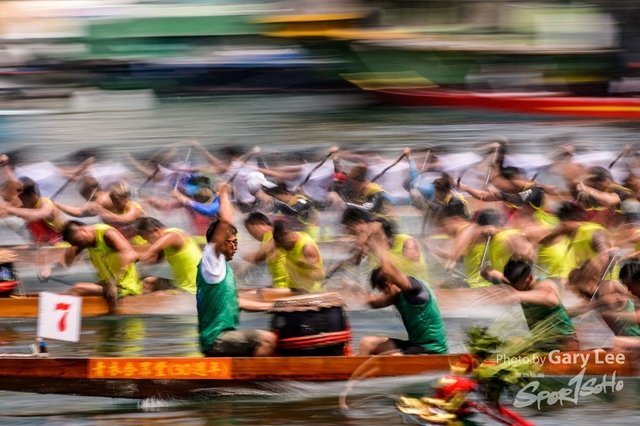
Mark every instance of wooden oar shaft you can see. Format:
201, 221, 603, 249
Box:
301, 151, 334, 186
609, 147, 630, 169
371, 152, 405, 183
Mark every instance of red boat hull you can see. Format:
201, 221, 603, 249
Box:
375, 89, 640, 120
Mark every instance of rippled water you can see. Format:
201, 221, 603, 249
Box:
2, 93, 640, 424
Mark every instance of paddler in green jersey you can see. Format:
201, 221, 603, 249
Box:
196, 182, 276, 357
358, 222, 448, 356
133, 217, 202, 295
503, 260, 580, 351
341, 208, 429, 283
39, 220, 142, 313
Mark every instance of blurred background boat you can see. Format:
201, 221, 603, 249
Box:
2, 0, 640, 106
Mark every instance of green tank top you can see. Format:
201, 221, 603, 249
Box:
163, 228, 202, 294
394, 280, 448, 354
598, 283, 640, 338
520, 281, 576, 341
262, 230, 291, 289
196, 261, 238, 353
88, 224, 141, 296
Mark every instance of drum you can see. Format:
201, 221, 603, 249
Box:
270, 292, 351, 356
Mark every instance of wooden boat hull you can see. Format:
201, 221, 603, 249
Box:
373, 88, 640, 120
0, 287, 506, 318
0, 353, 635, 399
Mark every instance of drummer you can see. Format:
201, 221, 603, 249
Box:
358, 222, 448, 355
197, 182, 277, 357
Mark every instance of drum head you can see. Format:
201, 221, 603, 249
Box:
270, 292, 346, 313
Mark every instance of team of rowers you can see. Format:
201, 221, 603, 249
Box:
2, 139, 640, 357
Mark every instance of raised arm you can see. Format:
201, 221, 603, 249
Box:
191, 140, 226, 173
212, 182, 232, 251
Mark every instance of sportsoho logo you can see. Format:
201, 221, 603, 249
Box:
498, 351, 626, 409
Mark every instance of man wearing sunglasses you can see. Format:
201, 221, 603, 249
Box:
197, 182, 277, 357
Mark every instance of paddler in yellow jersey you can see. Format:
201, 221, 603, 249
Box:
133, 217, 202, 294
1, 177, 67, 245
430, 203, 493, 287
575, 166, 632, 227
340, 163, 389, 216
457, 174, 558, 230
39, 221, 142, 312
540, 201, 611, 270
272, 219, 325, 293
476, 210, 536, 283
54, 176, 114, 219
241, 212, 291, 290
340, 207, 429, 283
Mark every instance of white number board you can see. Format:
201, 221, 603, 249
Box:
37, 292, 82, 342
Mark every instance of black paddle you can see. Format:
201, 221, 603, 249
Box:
299, 147, 339, 188
371, 151, 406, 183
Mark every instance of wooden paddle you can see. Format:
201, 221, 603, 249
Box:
299, 147, 338, 188
50, 157, 95, 201
609, 144, 635, 169
371, 151, 407, 183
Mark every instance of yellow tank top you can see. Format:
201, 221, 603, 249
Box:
533, 209, 560, 230
633, 229, 640, 254
389, 234, 429, 282
162, 228, 202, 294
37, 197, 65, 232
463, 243, 493, 288
284, 232, 324, 293
262, 230, 291, 289
569, 222, 607, 267
488, 229, 522, 273
537, 237, 573, 279
88, 224, 141, 296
